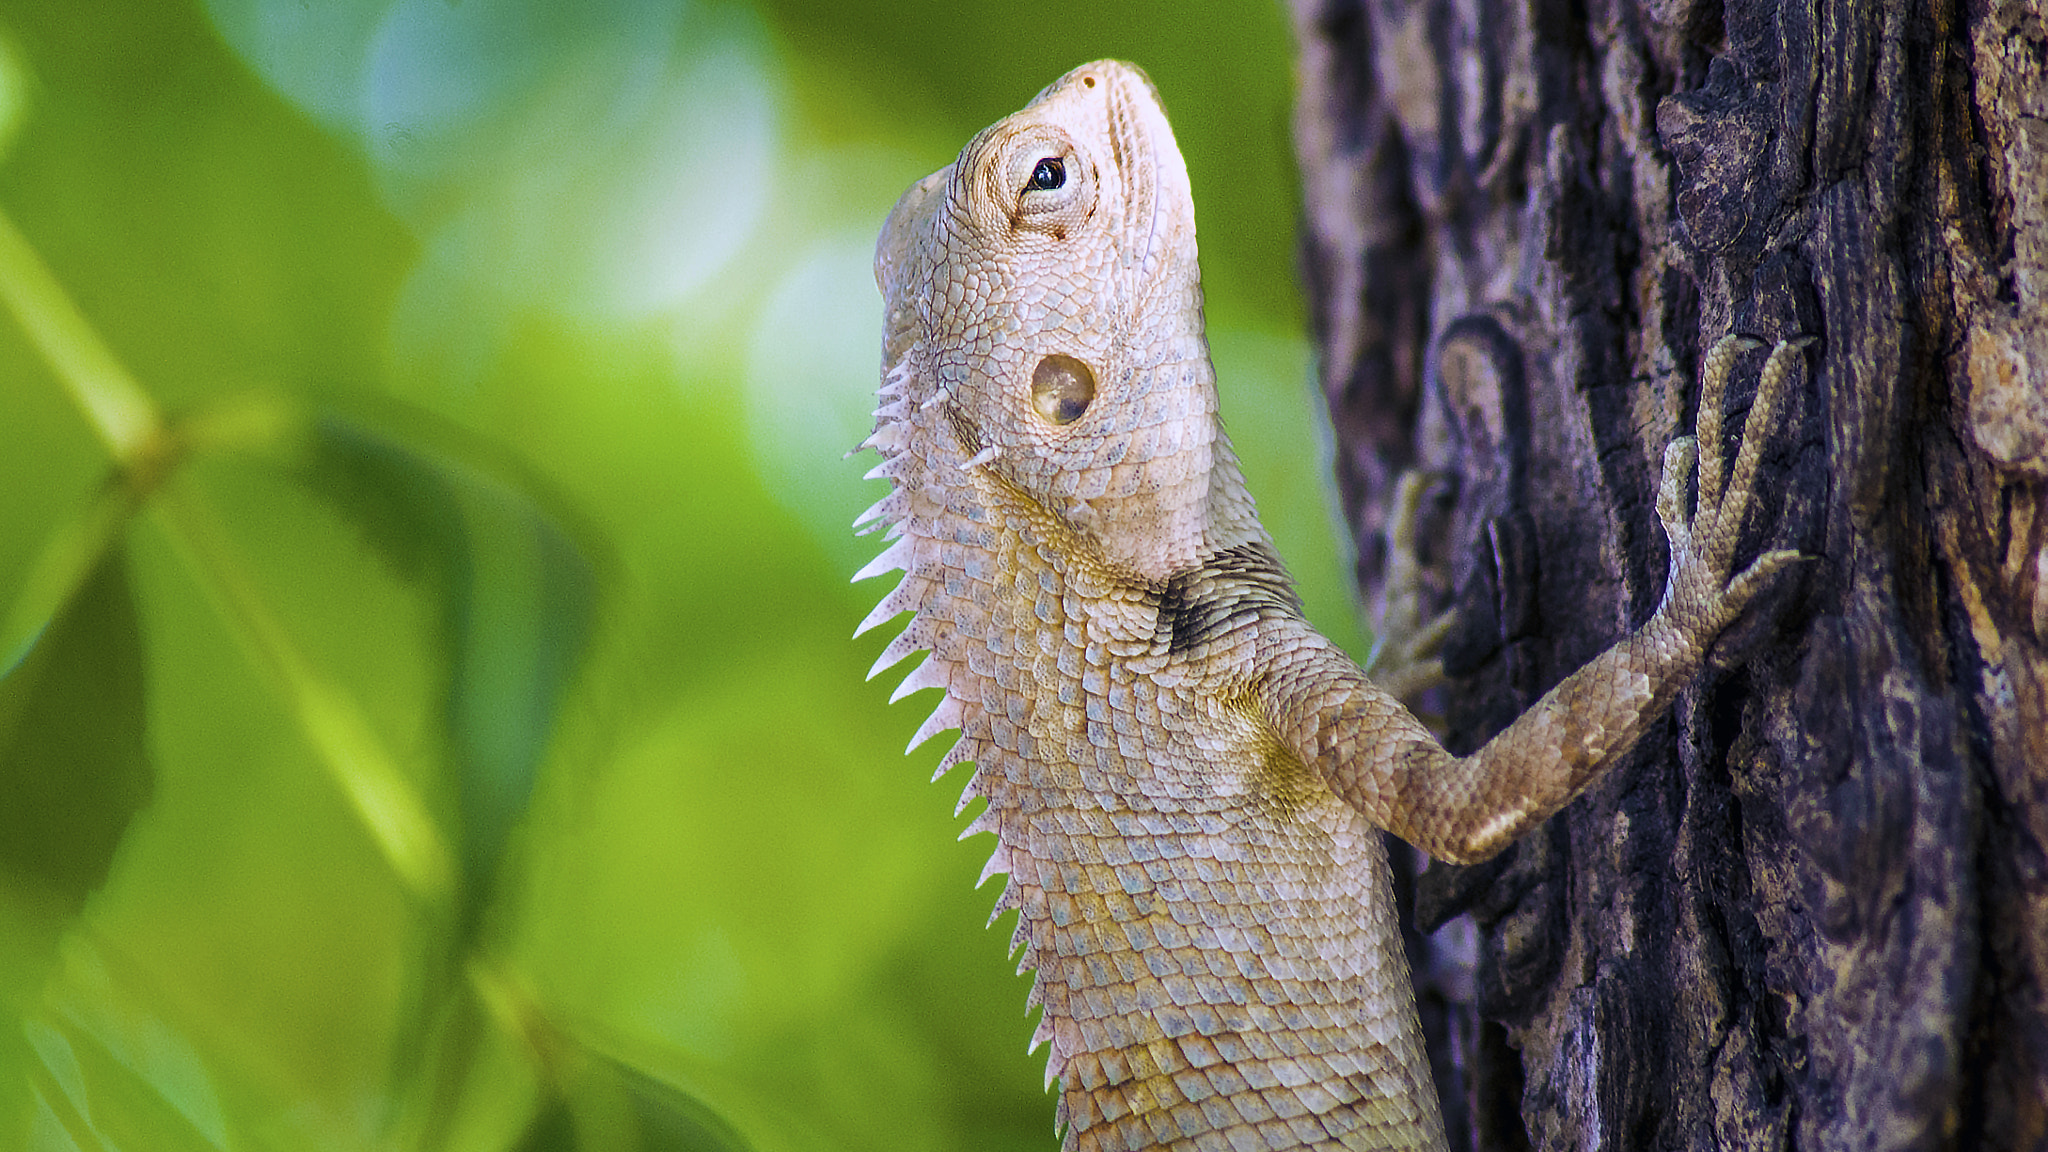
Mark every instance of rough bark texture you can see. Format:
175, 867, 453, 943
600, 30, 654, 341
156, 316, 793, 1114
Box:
1287, 0, 2048, 1148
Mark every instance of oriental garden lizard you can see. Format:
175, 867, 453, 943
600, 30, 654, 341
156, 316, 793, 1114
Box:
854, 60, 1804, 1151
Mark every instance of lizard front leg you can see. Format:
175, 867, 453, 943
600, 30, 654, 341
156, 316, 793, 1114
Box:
1260, 335, 1809, 864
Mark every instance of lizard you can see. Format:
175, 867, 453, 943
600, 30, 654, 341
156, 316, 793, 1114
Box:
853, 59, 1805, 1152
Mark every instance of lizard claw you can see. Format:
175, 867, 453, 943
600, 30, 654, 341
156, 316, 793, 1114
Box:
1723, 548, 1811, 609
1369, 470, 1455, 708
1657, 335, 1813, 639
1656, 436, 1698, 559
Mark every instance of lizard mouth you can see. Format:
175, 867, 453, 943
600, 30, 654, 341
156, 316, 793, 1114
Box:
1103, 71, 1161, 282
1058, 61, 1194, 317
1055, 61, 1167, 278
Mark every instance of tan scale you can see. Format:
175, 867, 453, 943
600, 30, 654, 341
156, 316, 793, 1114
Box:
855, 60, 1805, 1152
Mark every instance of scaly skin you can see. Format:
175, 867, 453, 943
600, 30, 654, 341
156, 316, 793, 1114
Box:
855, 60, 1803, 1152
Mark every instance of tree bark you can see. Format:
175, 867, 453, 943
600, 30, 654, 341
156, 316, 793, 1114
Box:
1286, 0, 2048, 1148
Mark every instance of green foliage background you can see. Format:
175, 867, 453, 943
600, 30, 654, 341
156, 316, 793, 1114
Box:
0, 1, 1364, 1148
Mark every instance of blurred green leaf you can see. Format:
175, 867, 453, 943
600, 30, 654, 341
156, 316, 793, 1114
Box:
0, 1026, 32, 1150
517, 1053, 754, 1152
24, 1013, 222, 1152
1, 478, 148, 682
606, 1060, 754, 1152
0, 32, 28, 165
0, 548, 150, 935
303, 415, 595, 911
518, 1096, 576, 1152
32, 939, 234, 1152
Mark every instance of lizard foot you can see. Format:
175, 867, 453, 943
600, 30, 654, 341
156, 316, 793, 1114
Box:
1655, 334, 1813, 641
1368, 470, 1457, 711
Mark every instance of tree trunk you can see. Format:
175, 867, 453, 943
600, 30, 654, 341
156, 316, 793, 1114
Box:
1286, 0, 2048, 1148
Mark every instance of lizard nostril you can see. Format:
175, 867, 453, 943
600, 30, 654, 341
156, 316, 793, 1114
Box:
1031, 354, 1096, 425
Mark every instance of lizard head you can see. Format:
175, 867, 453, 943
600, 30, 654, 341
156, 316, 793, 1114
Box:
873, 60, 1228, 583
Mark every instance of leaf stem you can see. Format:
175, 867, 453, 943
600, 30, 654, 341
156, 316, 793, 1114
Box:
0, 205, 162, 462
149, 485, 457, 906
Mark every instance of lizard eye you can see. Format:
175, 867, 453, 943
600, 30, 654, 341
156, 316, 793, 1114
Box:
1031, 354, 1096, 425
987, 129, 1087, 235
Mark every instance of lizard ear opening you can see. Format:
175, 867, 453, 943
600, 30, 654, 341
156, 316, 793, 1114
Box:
1031, 354, 1096, 425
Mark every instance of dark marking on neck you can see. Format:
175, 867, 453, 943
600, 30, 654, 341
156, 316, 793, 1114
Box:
944, 405, 984, 458
1158, 543, 1304, 654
